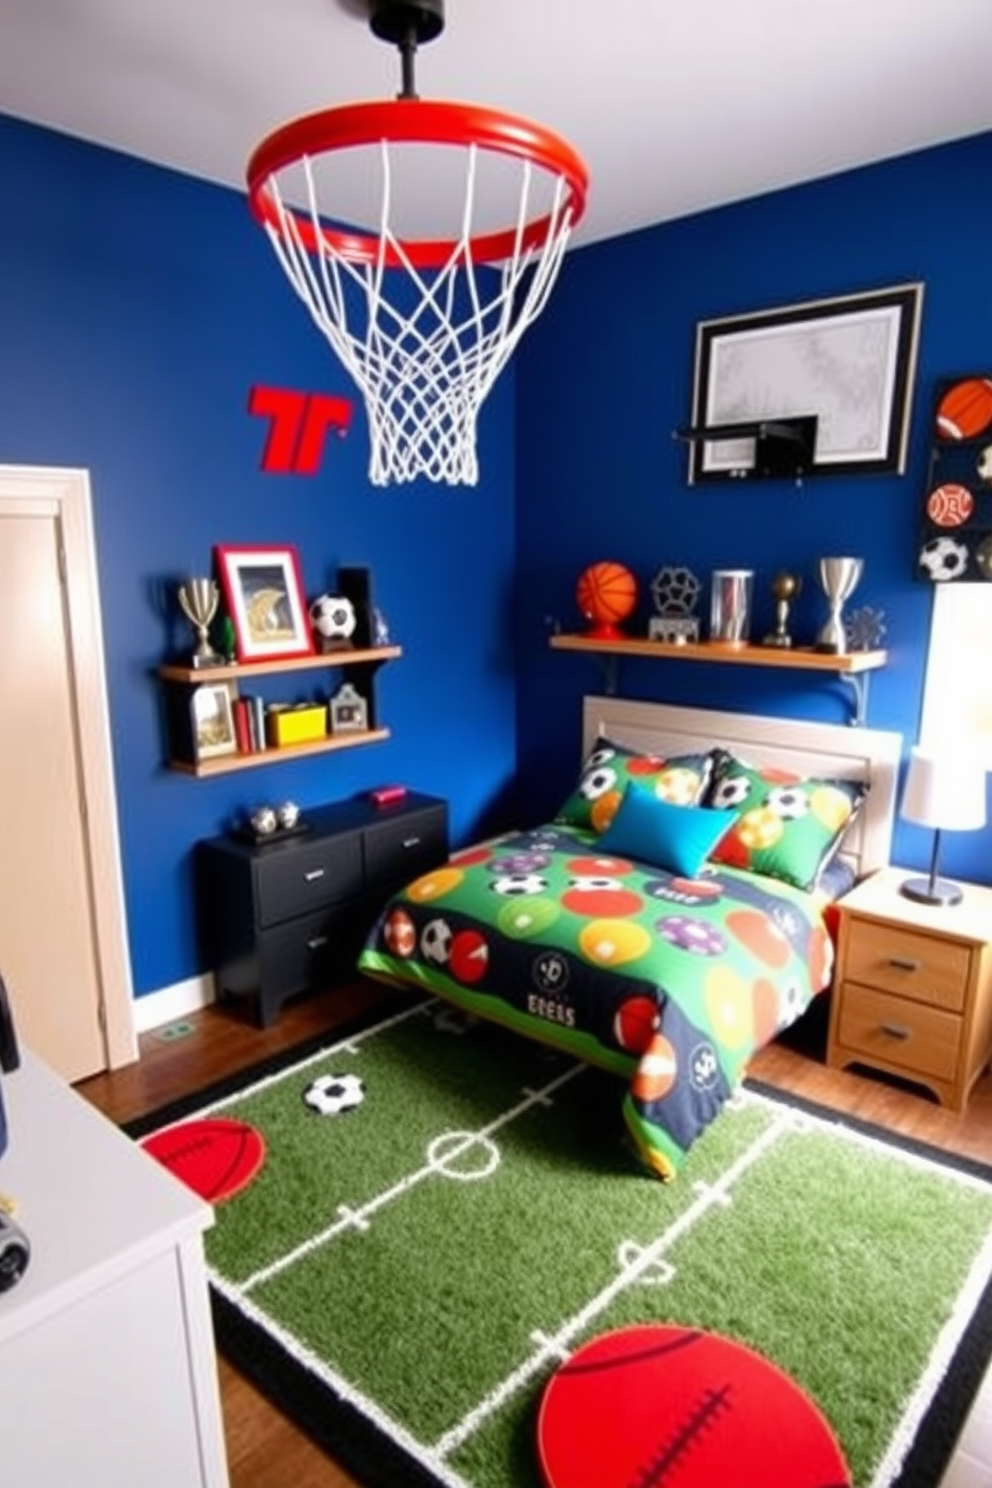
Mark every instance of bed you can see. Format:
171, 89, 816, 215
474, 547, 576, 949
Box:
359, 697, 902, 1179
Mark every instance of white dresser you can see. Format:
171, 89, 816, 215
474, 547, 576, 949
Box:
0, 1051, 230, 1488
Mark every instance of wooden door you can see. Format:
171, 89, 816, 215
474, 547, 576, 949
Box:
0, 467, 135, 1081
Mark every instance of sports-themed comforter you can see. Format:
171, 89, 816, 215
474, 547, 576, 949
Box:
358, 823, 834, 1179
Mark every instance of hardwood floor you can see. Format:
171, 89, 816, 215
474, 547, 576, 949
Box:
76, 980, 992, 1488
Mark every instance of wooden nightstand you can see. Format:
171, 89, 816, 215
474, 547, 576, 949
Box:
827, 866, 992, 1110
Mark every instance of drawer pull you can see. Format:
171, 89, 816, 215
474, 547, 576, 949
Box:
303, 868, 326, 883
402, 836, 422, 849
887, 957, 921, 973
307, 935, 329, 951
879, 1022, 911, 1041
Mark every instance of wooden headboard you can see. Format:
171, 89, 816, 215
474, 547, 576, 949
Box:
581, 696, 902, 880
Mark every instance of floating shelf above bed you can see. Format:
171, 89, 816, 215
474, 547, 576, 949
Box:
549, 634, 886, 725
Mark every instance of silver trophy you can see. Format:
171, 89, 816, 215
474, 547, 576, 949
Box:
178, 577, 223, 668
815, 557, 863, 655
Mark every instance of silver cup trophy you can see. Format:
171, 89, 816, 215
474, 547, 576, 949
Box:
815, 557, 863, 655
178, 577, 223, 668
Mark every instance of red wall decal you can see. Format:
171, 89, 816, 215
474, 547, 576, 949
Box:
248, 386, 354, 474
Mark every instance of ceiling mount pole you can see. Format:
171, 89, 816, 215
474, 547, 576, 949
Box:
369, 0, 445, 99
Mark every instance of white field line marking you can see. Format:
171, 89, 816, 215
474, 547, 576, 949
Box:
147, 998, 432, 1133
239, 1061, 586, 1293
869, 1222, 992, 1488
431, 1103, 796, 1462
209, 1270, 473, 1488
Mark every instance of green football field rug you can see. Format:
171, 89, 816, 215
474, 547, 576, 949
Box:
131, 998, 992, 1488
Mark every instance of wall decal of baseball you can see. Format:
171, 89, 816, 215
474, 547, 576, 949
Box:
537, 1324, 851, 1488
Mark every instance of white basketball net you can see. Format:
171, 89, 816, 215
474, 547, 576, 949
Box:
260, 141, 577, 486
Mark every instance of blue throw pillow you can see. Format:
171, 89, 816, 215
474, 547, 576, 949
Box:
597, 781, 728, 877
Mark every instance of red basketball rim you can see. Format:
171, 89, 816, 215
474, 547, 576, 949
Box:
246, 97, 589, 270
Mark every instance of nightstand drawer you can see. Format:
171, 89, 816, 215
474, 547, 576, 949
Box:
843, 919, 971, 1012
836, 981, 962, 1083
255, 833, 364, 927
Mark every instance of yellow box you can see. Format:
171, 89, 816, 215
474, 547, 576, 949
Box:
267, 704, 327, 747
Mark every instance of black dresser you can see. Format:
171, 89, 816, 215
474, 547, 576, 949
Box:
197, 792, 448, 1026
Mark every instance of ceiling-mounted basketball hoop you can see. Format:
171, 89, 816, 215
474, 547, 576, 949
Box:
246, 0, 589, 487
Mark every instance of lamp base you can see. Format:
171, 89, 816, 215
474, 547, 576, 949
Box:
899, 875, 963, 907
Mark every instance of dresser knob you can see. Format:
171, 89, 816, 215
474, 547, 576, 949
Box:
307, 935, 329, 951
304, 868, 326, 882
880, 1022, 911, 1040
887, 957, 920, 972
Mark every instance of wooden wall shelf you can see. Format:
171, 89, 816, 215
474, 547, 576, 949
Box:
549, 634, 887, 725
157, 646, 402, 775
158, 645, 401, 685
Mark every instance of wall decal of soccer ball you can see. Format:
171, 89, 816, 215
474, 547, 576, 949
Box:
978, 445, 992, 484
918, 535, 969, 581
304, 1072, 366, 1116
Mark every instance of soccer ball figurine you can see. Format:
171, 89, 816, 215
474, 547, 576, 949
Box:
304, 1072, 366, 1116
918, 535, 969, 582
648, 565, 701, 643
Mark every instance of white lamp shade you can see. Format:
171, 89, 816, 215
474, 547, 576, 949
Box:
900, 746, 987, 832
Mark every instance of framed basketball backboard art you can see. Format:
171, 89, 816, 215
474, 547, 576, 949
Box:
687, 283, 923, 484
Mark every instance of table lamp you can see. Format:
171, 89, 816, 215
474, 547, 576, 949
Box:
899, 745, 987, 906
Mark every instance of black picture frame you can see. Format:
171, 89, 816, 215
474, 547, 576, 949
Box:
687, 283, 923, 484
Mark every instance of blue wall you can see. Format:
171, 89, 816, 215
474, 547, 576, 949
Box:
0, 114, 519, 1000
515, 131, 992, 888
2, 113, 990, 1006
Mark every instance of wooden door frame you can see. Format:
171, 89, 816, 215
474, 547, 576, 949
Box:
0, 465, 136, 1069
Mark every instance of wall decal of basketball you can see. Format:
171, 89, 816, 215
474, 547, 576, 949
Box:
576, 562, 638, 639
936, 378, 992, 441
142, 1117, 266, 1203
926, 483, 974, 528
537, 1324, 851, 1488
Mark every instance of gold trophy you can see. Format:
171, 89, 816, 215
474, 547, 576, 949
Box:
178, 578, 223, 668
763, 571, 801, 648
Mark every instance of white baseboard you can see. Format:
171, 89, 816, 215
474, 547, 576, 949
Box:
133, 973, 217, 1034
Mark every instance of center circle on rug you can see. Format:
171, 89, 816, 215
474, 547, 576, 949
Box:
537, 1323, 851, 1488
426, 1130, 500, 1181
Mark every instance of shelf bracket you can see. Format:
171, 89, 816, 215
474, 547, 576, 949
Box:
840, 670, 870, 727
598, 654, 620, 696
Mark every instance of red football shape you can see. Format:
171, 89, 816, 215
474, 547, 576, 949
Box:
538, 1324, 850, 1488
142, 1117, 266, 1203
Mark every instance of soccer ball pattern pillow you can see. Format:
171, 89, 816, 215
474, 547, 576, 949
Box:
554, 736, 714, 835
705, 751, 868, 891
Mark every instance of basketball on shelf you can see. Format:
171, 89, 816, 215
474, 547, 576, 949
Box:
576, 562, 638, 639
936, 377, 992, 441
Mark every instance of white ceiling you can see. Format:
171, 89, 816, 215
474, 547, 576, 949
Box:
2, 0, 992, 250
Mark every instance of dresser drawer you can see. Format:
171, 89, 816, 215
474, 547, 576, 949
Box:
255, 832, 363, 927
843, 918, 971, 1012
257, 906, 361, 1002
364, 803, 448, 897
835, 981, 962, 1083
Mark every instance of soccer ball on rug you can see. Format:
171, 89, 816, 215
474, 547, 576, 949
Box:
304, 1072, 366, 1116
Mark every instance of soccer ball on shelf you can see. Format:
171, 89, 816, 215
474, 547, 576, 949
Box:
304, 1072, 366, 1116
